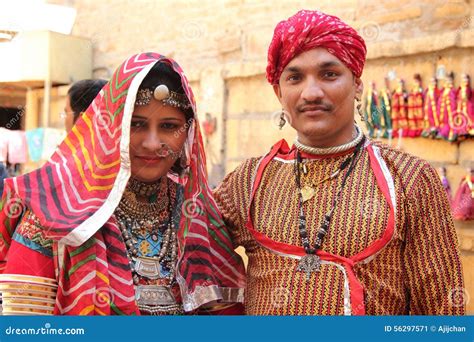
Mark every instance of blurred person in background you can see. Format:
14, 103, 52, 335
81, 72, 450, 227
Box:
62, 79, 107, 132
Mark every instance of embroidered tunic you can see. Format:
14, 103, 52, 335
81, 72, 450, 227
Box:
214, 140, 465, 315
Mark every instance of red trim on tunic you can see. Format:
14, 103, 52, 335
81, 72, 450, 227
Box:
265, 139, 358, 161
351, 145, 395, 263
344, 263, 365, 315
244, 140, 396, 315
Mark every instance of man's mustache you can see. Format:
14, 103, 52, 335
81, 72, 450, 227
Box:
297, 101, 333, 112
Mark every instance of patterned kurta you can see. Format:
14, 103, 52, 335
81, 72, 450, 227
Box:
214, 139, 465, 315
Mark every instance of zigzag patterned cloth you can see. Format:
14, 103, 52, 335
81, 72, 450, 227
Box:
0, 52, 245, 315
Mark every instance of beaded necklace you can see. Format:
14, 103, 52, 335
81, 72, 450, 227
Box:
294, 136, 365, 281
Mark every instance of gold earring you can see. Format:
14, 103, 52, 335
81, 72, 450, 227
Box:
279, 110, 286, 130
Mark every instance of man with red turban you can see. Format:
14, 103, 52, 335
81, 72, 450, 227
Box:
214, 10, 464, 315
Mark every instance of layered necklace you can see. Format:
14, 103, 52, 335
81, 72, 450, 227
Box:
115, 177, 183, 314
294, 133, 366, 281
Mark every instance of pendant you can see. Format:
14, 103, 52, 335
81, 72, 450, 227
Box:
135, 285, 177, 306
297, 254, 321, 281
300, 185, 316, 203
134, 257, 161, 279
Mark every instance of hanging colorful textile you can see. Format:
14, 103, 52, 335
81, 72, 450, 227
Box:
421, 77, 441, 138
452, 170, 474, 221
7, 130, 28, 164
25, 128, 45, 163
378, 78, 392, 140
438, 75, 458, 142
407, 74, 424, 137
363, 82, 380, 138
456, 74, 474, 137
391, 79, 409, 138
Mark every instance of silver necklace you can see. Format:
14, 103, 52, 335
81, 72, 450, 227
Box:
115, 182, 182, 315
294, 125, 364, 155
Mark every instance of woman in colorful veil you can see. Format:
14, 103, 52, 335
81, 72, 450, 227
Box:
0, 52, 245, 315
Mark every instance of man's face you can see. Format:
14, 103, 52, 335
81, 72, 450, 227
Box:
273, 48, 362, 146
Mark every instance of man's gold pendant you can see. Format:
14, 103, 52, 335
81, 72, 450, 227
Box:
301, 185, 316, 203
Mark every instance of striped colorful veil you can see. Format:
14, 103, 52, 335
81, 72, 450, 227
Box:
0, 52, 245, 315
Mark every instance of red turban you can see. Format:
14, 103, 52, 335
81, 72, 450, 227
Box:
266, 10, 367, 84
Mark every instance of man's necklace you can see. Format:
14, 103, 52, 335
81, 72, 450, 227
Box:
294, 136, 365, 281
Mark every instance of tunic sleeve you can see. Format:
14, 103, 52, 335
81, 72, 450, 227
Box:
403, 163, 465, 315
3, 209, 55, 279
0, 209, 57, 315
213, 158, 258, 249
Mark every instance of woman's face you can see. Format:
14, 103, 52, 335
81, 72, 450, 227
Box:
129, 96, 188, 183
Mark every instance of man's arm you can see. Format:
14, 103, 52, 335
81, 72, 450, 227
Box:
403, 163, 465, 315
213, 158, 258, 249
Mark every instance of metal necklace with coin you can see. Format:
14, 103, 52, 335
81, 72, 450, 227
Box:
115, 178, 182, 314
